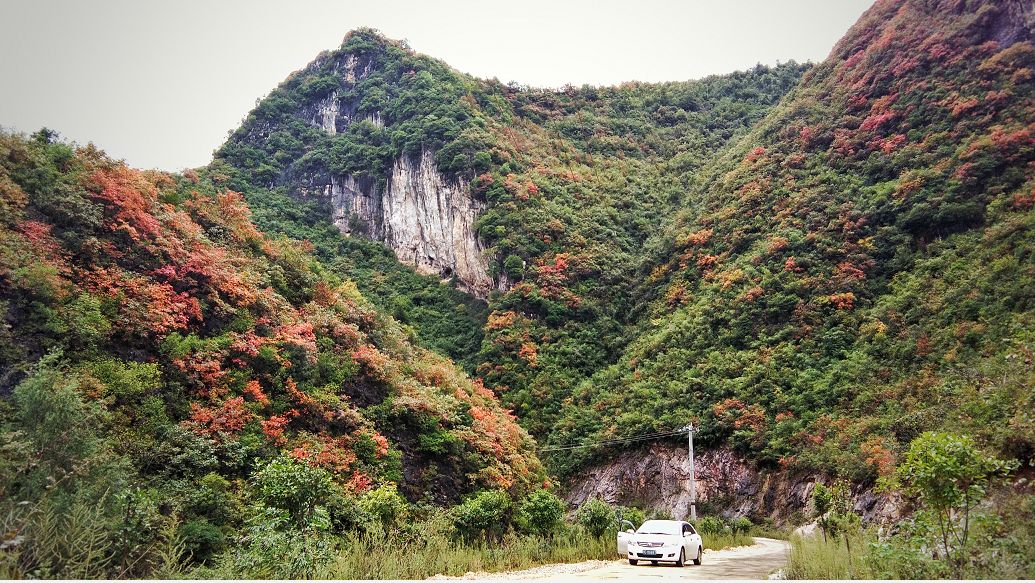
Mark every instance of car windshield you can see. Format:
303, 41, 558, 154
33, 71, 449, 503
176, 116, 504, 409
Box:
636, 520, 682, 535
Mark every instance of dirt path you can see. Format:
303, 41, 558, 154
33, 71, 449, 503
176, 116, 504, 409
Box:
430, 537, 790, 581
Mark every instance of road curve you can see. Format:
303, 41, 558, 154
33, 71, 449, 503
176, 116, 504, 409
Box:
429, 537, 790, 581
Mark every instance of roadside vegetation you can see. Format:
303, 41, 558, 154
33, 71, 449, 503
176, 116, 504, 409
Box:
787, 432, 1034, 579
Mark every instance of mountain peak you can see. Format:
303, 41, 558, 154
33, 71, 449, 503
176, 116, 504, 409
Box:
338, 27, 411, 54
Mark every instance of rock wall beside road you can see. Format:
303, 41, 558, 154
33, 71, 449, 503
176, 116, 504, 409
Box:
564, 443, 902, 524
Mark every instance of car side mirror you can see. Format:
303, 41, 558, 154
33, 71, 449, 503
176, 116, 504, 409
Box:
625, 529, 634, 534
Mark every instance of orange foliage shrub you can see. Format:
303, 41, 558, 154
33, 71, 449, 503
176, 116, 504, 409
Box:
243, 380, 270, 406
188, 396, 252, 437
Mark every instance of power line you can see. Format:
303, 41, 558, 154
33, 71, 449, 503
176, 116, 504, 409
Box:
538, 427, 688, 452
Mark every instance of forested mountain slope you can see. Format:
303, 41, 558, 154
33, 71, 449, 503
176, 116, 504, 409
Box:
215, 0, 1033, 488
3, 0, 1034, 577
546, 0, 1035, 481
0, 131, 541, 576
215, 30, 807, 435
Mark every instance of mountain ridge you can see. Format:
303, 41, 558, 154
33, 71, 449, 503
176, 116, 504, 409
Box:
2, 0, 1034, 577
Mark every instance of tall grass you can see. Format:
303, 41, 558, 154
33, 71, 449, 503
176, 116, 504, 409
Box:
702, 531, 754, 550
197, 517, 762, 580
749, 524, 793, 540
786, 533, 872, 579
318, 517, 616, 579
319, 524, 756, 579
0, 492, 185, 579
319, 521, 615, 579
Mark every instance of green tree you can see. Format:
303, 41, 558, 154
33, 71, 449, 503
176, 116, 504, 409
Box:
811, 483, 833, 543
896, 432, 1014, 576
252, 457, 333, 528
503, 255, 524, 279
451, 489, 513, 542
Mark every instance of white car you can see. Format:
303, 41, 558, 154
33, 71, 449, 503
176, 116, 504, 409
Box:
617, 519, 703, 566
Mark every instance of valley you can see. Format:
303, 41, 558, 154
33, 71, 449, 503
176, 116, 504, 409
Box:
1, 0, 1033, 579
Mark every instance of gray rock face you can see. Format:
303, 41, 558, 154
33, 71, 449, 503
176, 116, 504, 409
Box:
282, 50, 496, 298
565, 444, 902, 524
322, 148, 494, 297
314, 91, 340, 135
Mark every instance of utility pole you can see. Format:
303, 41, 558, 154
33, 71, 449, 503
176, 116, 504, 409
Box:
687, 423, 697, 522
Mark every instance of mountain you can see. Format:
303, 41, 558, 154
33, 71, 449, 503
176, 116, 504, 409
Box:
215, 29, 808, 436
550, 0, 1035, 480
0, 130, 541, 576
216, 0, 1034, 488
2, 0, 1034, 577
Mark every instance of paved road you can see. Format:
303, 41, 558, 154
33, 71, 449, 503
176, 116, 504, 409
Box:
431, 537, 790, 581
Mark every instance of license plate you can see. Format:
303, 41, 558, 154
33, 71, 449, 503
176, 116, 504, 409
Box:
642, 550, 657, 556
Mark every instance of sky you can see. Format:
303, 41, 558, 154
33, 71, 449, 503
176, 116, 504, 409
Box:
0, 0, 875, 171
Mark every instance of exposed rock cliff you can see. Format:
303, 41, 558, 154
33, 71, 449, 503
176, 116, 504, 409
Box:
226, 40, 498, 298
321, 148, 494, 297
565, 444, 902, 524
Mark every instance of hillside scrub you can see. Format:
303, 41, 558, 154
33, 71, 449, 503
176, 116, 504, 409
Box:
214, 3, 1035, 497
0, 131, 543, 577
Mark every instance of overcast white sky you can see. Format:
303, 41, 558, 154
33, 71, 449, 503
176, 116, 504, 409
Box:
0, 0, 874, 171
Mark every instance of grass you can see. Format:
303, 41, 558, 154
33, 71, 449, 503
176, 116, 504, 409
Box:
189, 514, 764, 579
212, 522, 761, 579
785, 533, 873, 579
749, 524, 793, 540
317, 520, 616, 579
702, 531, 754, 550
322, 528, 756, 579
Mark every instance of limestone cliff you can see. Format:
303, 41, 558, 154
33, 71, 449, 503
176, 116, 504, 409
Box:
321, 148, 494, 297
223, 38, 498, 298
565, 444, 902, 524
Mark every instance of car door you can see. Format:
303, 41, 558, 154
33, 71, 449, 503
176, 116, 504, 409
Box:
685, 523, 702, 557
616, 520, 635, 555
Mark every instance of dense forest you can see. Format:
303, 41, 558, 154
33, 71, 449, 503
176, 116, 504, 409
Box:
1, 0, 1033, 578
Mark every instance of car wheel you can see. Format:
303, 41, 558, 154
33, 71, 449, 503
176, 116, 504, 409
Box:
675, 548, 685, 567
693, 546, 703, 565
628, 559, 638, 566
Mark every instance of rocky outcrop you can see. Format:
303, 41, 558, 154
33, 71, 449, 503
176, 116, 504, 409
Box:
565, 443, 902, 524
235, 39, 498, 297
294, 50, 494, 297
314, 91, 340, 135
321, 148, 495, 297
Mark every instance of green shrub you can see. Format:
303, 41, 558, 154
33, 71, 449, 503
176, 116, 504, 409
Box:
451, 490, 513, 542
0, 354, 181, 579
179, 518, 225, 564
575, 498, 615, 538
695, 516, 730, 535
326, 491, 371, 533
516, 489, 566, 537
252, 457, 333, 527
357, 483, 406, 529
617, 505, 645, 530
732, 516, 753, 534
183, 473, 240, 526
210, 507, 335, 579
